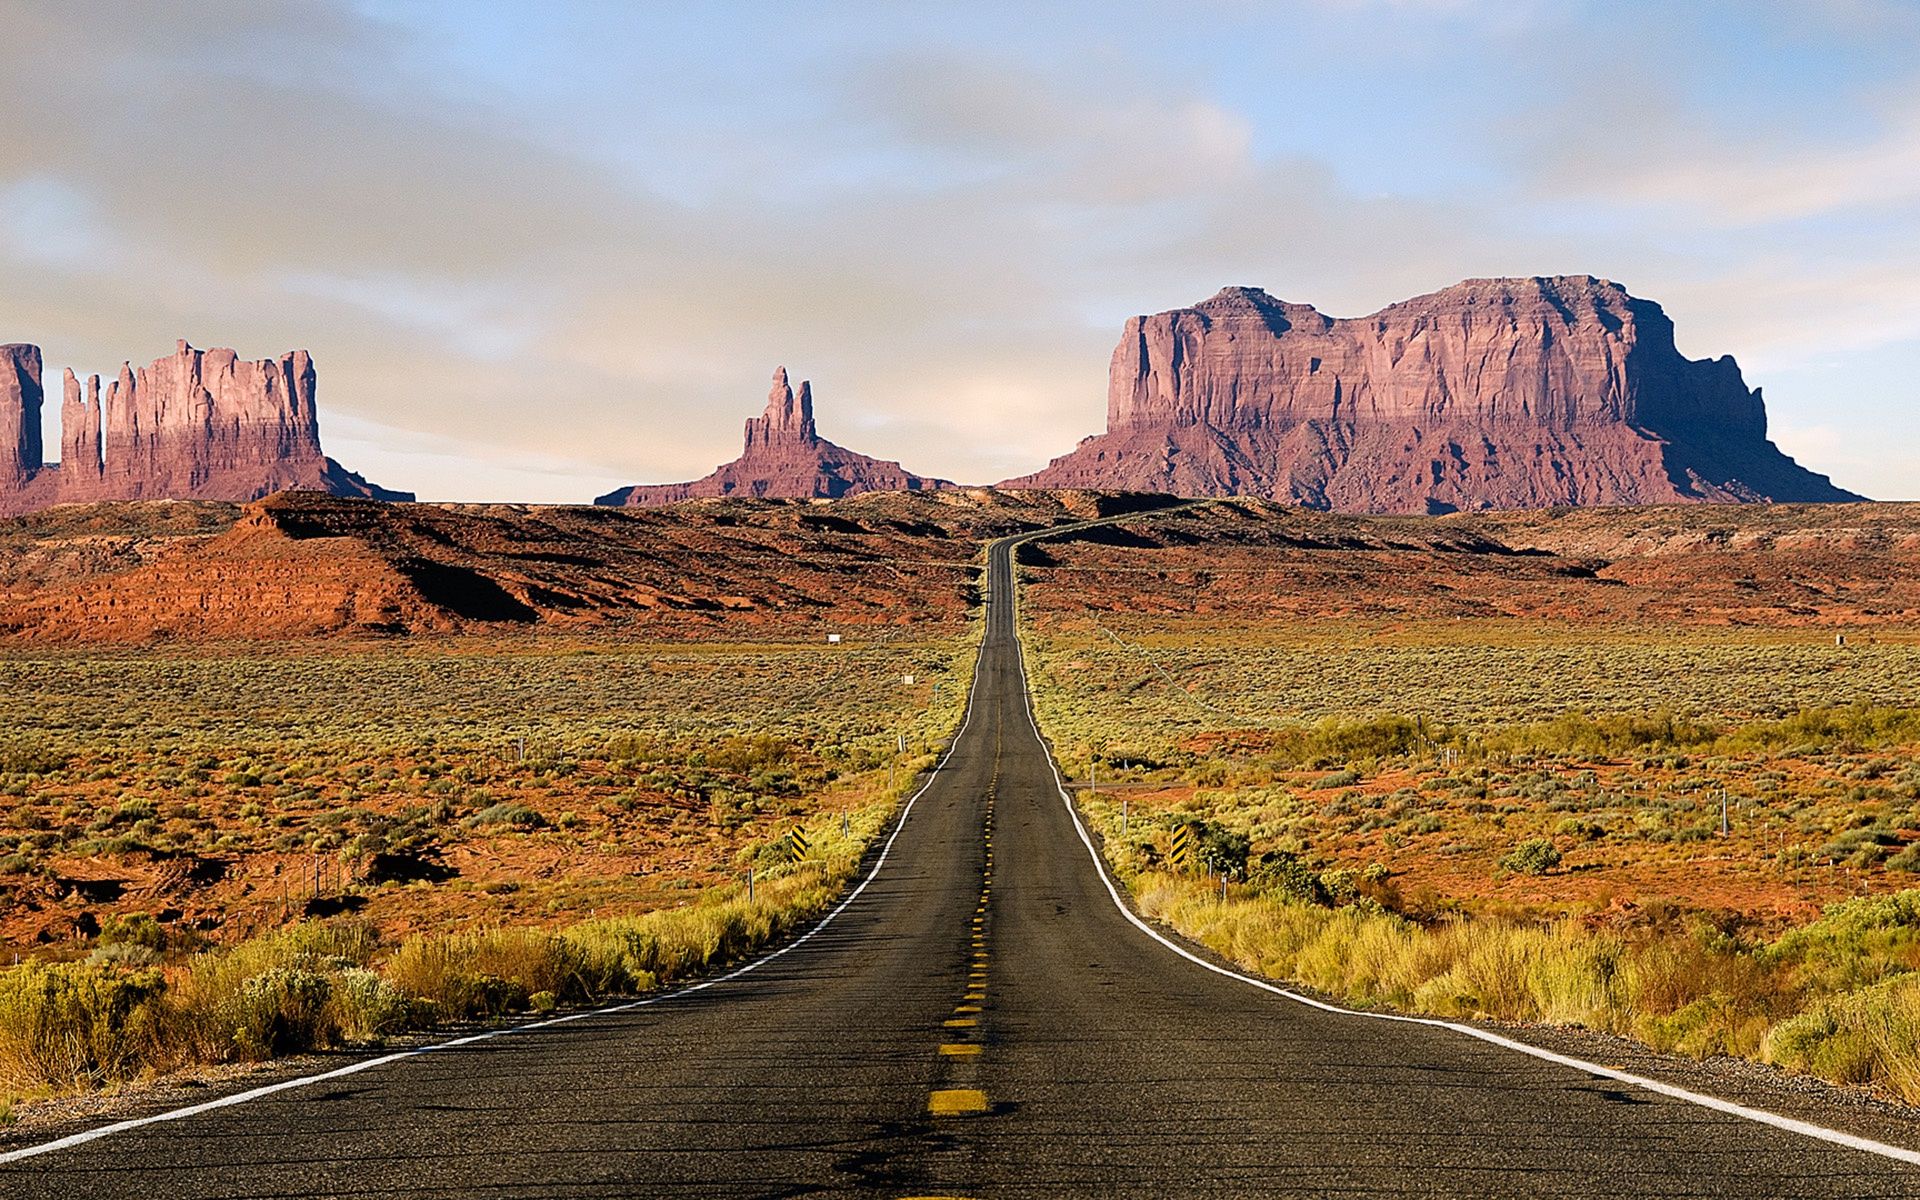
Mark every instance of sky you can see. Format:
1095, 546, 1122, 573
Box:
3, 0, 1917, 502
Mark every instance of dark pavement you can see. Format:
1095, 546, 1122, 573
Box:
8, 531, 1920, 1197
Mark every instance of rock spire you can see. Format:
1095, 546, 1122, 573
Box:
596, 368, 951, 506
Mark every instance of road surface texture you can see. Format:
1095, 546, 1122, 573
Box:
8, 527, 1920, 1198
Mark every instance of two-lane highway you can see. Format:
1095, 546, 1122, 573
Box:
8, 529, 1920, 1197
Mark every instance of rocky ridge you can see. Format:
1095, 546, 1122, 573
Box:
1005, 276, 1860, 512
597, 367, 951, 506
0, 340, 409, 515
3, 492, 1914, 642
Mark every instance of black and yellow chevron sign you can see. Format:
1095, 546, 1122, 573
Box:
785, 828, 812, 862
1167, 824, 1194, 872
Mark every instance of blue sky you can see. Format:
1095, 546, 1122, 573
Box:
3, 0, 1917, 500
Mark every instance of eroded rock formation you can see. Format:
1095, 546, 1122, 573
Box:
1005, 276, 1860, 511
597, 367, 951, 506
0, 340, 409, 515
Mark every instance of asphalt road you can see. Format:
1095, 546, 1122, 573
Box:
9, 531, 1920, 1197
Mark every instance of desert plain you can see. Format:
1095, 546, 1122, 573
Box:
2, 490, 1919, 1123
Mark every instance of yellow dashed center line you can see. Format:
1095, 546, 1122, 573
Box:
938, 1043, 983, 1057
929, 1088, 989, 1116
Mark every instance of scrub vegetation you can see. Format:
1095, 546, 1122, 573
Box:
0, 629, 975, 1112
0, 803, 891, 1105
1027, 611, 1920, 1104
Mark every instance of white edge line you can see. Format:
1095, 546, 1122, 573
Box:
1001, 531, 1920, 1171
0, 607, 995, 1167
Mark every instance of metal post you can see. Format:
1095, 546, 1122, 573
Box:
748, 868, 755, 902
1720, 790, 1729, 837
1121, 797, 1129, 837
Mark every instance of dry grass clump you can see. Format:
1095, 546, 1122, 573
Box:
0, 963, 164, 1098
1132, 873, 1920, 1103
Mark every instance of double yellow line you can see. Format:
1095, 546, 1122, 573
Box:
928, 708, 999, 1119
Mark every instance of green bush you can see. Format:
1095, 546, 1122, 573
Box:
464, 803, 547, 829
97, 912, 167, 952
1498, 838, 1562, 875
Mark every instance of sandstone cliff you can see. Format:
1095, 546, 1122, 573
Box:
0, 340, 409, 515
1005, 277, 1860, 512
2, 345, 44, 490
597, 368, 952, 506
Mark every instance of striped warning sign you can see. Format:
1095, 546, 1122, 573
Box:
1167, 824, 1195, 872
785, 827, 812, 862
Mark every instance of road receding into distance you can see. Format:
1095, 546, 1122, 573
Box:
7, 520, 1920, 1197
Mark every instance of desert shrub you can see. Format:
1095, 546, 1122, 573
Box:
327, 968, 411, 1041
0, 962, 166, 1093
1489, 710, 1718, 757
464, 802, 547, 829
1819, 826, 1901, 865
1638, 992, 1772, 1059
702, 735, 796, 775
1765, 890, 1920, 992
97, 912, 167, 952
383, 934, 527, 1020
1556, 818, 1605, 841
1195, 821, 1251, 875
1764, 975, 1920, 1102
1498, 838, 1562, 875
228, 968, 335, 1059
0, 741, 67, 776
1250, 850, 1329, 905
1311, 769, 1362, 790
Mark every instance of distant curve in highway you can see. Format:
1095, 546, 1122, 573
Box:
8, 524, 1920, 1198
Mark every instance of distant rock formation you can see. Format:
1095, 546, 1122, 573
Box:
0, 340, 410, 515
1005, 276, 1860, 512
597, 367, 951, 506
2, 345, 43, 491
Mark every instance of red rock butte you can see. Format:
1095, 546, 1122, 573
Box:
596, 367, 951, 506
0, 340, 409, 516
1003, 276, 1861, 512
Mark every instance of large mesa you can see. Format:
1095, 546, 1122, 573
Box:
596, 367, 952, 506
0, 340, 410, 515
1004, 276, 1859, 512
